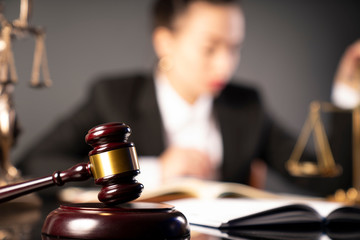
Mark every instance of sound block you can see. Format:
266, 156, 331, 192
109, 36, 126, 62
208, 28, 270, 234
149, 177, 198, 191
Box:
42, 202, 190, 240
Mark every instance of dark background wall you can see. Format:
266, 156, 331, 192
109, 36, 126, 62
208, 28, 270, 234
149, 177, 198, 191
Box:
3, 0, 359, 164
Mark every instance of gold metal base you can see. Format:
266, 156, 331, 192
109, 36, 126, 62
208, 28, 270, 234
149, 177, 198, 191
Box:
286, 161, 342, 177
328, 188, 360, 205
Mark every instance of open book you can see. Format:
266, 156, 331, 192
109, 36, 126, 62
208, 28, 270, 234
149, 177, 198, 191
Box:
167, 198, 360, 240
138, 178, 281, 201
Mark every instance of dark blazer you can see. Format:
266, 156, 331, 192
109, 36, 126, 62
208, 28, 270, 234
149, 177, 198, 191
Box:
18, 73, 352, 197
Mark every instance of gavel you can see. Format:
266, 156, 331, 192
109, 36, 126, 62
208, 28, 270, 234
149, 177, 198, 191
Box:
0, 122, 190, 239
0, 122, 144, 205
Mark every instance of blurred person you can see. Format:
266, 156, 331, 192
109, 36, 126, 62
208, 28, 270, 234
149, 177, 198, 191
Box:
17, 0, 359, 197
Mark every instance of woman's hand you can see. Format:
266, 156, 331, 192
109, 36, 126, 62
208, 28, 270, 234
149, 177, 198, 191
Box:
334, 40, 360, 87
332, 40, 360, 108
159, 146, 214, 182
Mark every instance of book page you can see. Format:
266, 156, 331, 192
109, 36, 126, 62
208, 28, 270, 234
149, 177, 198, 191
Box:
139, 177, 280, 201
303, 200, 343, 217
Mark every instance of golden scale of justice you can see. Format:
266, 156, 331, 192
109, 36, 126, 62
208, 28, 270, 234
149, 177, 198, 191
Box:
0, 0, 52, 238
0, 0, 51, 186
286, 65, 360, 204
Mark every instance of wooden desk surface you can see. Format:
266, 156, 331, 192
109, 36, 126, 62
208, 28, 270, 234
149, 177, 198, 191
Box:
0, 195, 345, 240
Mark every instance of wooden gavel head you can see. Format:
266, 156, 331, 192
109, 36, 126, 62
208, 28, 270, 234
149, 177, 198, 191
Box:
0, 122, 144, 206
85, 122, 144, 205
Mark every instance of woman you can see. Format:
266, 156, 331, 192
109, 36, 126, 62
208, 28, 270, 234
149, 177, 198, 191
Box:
18, 0, 357, 197
151, 0, 245, 184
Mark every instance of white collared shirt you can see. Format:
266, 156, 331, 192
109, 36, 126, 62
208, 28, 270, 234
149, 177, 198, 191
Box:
138, 74, 223, 189
155, 74, 223, 167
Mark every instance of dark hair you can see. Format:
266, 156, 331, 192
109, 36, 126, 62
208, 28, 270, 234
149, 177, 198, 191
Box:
152, 0, 242, 31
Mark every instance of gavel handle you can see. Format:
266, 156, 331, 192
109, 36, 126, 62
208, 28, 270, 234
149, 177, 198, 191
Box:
0, 163, 92, 204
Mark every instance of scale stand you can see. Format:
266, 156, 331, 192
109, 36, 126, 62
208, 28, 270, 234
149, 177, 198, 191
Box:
286, 101, 360, 204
